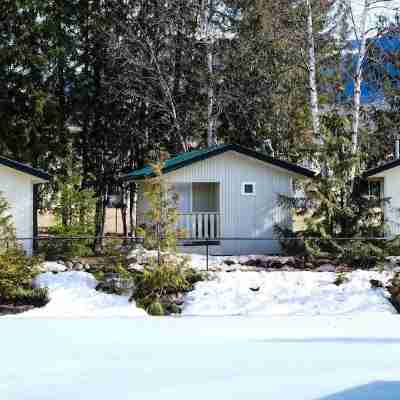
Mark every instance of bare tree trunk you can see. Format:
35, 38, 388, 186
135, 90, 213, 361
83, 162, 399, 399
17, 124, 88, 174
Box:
207, 41, 215, 147
306, 0, 320, 139
94, 193, 106, 254
351, 0, 369, 157
203, 0, 216, 147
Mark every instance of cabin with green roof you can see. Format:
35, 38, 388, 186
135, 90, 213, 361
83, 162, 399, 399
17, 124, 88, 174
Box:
123, 144, 314, 255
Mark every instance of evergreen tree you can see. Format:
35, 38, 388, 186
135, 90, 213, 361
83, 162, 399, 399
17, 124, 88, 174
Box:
277, 114, 387, 266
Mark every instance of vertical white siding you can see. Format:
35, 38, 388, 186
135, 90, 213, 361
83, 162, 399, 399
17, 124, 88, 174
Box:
0, 166, 34, 254
136, 151, 296, 255
381, 169, 400, 236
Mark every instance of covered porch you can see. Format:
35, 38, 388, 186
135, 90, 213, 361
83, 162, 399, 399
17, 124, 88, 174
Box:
174, 182, 221, 240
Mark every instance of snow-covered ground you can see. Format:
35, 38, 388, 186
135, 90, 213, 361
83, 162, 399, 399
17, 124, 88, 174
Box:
183, 270, 396, 316
15, 265, 396, 318
1, 316, 400, 400
19, 271, 146, 318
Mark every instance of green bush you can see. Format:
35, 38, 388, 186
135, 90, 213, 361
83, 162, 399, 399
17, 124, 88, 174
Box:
0, 248, 43, 304
38, 224, 94, 259
11, 287, 49, 307
0, 192, 17, 253
333, 272, 349, 286
147, 301, 164, 316
132, 258, 205, 315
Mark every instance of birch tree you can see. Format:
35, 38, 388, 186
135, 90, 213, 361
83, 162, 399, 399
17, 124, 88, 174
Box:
347, 0, 399, 159
306, 0, 321, 139
201, 0, 217, 147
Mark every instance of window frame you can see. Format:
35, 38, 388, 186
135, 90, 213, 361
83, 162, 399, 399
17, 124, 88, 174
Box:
241, 182, 256, 196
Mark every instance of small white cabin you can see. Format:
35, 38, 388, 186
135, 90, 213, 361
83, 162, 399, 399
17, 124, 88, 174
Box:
124, 144, 314, 255
0, 157, 50, 254
366, 159, 400, 236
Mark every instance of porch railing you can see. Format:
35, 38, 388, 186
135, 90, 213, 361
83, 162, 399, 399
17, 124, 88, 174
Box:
178, 212, 221, 240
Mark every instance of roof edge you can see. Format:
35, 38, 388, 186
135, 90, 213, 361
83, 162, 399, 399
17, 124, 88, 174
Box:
121, 144, 315, 181
0, 156, 51, 182
364, 159, 400, 178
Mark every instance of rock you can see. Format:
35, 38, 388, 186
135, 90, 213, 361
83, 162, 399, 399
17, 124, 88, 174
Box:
317, 264, 336, 272
223, 259, 236, 266
57, 260, 66, 266
73, 262, 84, 271
370, 279, 384, 288
249, 286, 260, 292
336, 265, 352, 273
317, 258, 335, 266
39, 261, 67, 273
172, 294, 185, 306
127, 263, 144, 273
84, 263, 91, 271
65, 261, 74, 270
126, 245, 146, 261
96, 275, 136, 294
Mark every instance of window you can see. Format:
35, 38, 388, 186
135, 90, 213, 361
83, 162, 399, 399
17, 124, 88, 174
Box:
369, 180, 382, 199
241, 182, 256, 196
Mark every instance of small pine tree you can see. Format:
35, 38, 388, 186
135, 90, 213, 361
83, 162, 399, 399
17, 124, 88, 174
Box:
277, 117, 387, 265
0, 192, 16, 252
140, 153, 182, 264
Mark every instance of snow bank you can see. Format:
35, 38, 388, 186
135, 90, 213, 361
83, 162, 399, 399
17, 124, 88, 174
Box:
183, 270, 396, 316
19, 271, 147, 318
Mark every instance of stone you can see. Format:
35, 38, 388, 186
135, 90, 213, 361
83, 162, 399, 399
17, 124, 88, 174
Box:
127, 263, 144, 273
223, 259, 236, 266
84, 263, 91, 271
317, 264, 336, 272
57, 260, 66, 266
65, 261, 74, 270
73, 262, 84, 271
317, 258, 335, 266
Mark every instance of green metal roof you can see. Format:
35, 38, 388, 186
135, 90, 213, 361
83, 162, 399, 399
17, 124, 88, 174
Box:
121, 144, 315, 181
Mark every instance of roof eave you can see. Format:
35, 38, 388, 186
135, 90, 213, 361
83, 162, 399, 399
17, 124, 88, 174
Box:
0, 157, 51, 182
120, 144, 315, 181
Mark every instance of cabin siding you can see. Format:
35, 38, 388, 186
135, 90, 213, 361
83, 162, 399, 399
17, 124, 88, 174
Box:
0, 165, 34, 254
379, 168, 400, 235
136, 151, 294, 255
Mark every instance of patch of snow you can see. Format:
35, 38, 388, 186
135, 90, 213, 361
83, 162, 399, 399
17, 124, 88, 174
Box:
19, 271, 147, 318
39, 261, 67, 273
183, 270, 395, 316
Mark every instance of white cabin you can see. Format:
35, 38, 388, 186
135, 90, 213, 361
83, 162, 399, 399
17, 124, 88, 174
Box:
0, 157, 50, 254
366, 159, 400, 236
124, 144, 314, 255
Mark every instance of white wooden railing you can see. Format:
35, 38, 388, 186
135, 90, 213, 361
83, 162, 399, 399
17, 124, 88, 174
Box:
178, 212, 221, 239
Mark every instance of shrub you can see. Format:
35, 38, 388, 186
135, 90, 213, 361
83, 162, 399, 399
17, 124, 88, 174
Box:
132, 257, 205, 315
38, 223, 94, 259
11, 287, 49, 307
147, 301, 164, 316
0, 192, 17, 253
334, 272, 349, 286
0, 248, 42, 304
